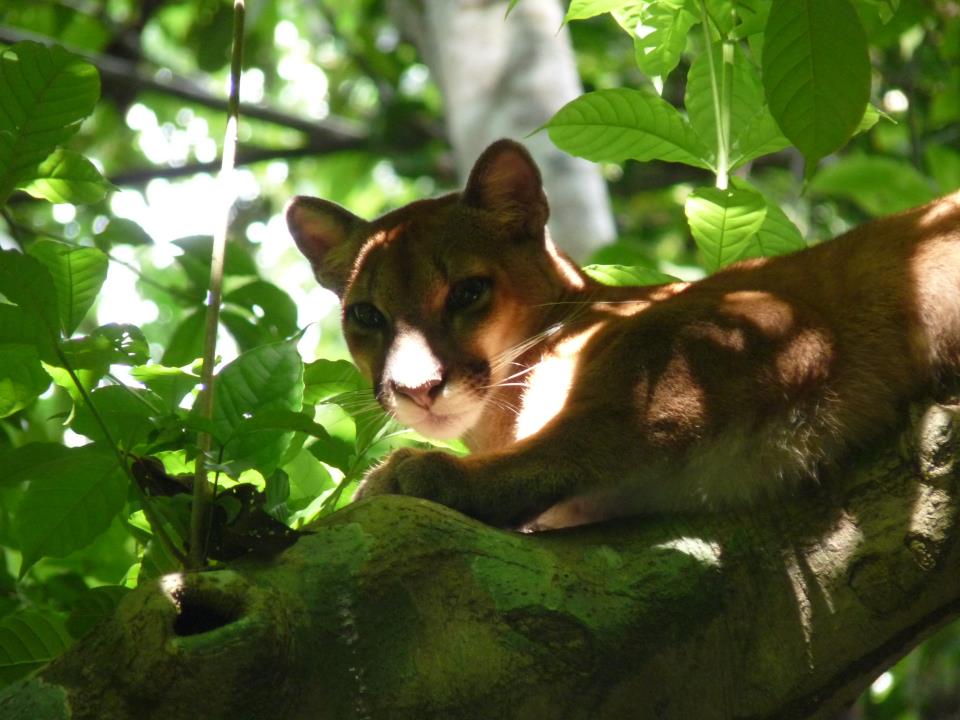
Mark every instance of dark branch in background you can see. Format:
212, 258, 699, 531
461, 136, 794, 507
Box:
0, 26, 370, 185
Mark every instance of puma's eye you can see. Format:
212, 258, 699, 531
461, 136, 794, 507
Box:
347, 303, 386, 329
447, 277, 492, 312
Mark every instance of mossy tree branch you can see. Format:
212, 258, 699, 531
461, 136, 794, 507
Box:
2, 402, 959, 719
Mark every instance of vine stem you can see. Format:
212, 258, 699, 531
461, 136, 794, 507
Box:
53, 346, 185, 565
188, 0, 245, 570
699, 0, 731, 190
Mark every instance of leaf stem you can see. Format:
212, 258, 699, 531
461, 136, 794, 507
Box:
53, 346, 186, 564
189, 0, 245, 570
699, 0, 730, 190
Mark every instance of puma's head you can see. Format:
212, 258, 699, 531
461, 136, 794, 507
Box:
286, 140, 586, 440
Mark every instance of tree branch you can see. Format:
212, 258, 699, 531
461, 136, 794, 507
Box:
0, 24, 366, 144
2, 400, 959, 719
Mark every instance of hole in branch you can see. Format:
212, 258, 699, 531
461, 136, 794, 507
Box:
171, 588, 242, 637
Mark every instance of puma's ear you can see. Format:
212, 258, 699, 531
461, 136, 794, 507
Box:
462, 139, 549, 236
286, 196, 367, 296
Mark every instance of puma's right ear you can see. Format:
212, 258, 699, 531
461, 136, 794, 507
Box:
462, 139, 549, 238
286, 196, 367, 296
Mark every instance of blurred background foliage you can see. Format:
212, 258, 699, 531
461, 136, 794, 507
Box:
0, 0, 958, 715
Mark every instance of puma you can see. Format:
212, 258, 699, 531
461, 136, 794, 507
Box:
287, 139, 960, 529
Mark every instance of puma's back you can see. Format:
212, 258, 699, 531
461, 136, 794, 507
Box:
288, 140, 960, 528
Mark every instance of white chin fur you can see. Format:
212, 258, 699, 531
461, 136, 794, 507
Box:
393, 398, 485, 440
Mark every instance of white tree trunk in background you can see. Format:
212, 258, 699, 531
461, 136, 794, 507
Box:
391, 0, 616, 261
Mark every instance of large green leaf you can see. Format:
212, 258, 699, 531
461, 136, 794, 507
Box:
0, 42, 100, 203
58, 324, 150, 371
27, 240, 108, 336
13, 444, 126, 570
210, 340, 304, 476
728, 179, 807, 261
72, 385, 165, 450
808, 154, 936, 216
566, 0, 632, 21
223, 280, 299, 340
0, 304, 56, 363
761, 0, 870, 166
173, 235, 258, 291
685, 42, 790, 169
0, 344, 50, 419
0, 250, 60, 339
0, 610, 72, 685
303, 359, 367, 404
582, 264, 680, 287
684, 185, 767, 270
546, 88, 711, 168
20, 149, 111, 205
161, 310, 205, 367
612, 0, 699, 78
130, 365, 199, 412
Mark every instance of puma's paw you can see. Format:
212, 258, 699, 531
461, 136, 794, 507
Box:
354, 449, 465, 508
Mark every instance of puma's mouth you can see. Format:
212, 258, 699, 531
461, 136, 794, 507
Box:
392, 394, 486, 440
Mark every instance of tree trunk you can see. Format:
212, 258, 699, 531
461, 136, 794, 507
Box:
2, 402, 959, 719
388, 0, 616, 261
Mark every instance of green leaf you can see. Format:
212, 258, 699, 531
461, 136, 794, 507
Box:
0, 250, 60, 339
58, 324, 149, 371
612, 0, 699, 78
72, 385, 164, 450
130, 365, 199, 412
686, 42, 773, 166
0, 610, 72, 685
684, 185, 767, 270
173, 236, 258, 290
210, 340, 304, 477
761, 0, 870, 166
27, 240, 108, 336
0, 344, 51, 418
93, 218, 153, 250
750, 199, 806, 259
728, 112, 791, 169
731, 0, 769, 39
19, 149, 111, 204
14, 445, 126, 570
223, 280, 299, 340
161, 310, 205, 367
0, 442, 71, 487
65, 586, 129, 639
0, 42, 100, 203
582, 264, 680, 286
233, 408, 333, 440
684, 41, 791, 168
305, 435, 355, 475
0, 304, 56, 363
303, 359, 367, 404
729, 179, 806, 260
566, 0, 632, 21
546, 88, 711, 168
808, 154, 936, 216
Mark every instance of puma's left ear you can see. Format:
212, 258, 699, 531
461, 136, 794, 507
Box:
462, 139, 549, 236
286, 196, 368, 296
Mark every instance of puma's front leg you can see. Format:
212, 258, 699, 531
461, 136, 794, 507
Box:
355, 440, 597, 528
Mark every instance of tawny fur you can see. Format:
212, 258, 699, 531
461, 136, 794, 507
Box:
287, 140, 960, 529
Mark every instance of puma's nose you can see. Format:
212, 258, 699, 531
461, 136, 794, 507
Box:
392, 378, 443, 409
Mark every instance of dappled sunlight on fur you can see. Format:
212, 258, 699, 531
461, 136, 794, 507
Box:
288, 138, 960, 530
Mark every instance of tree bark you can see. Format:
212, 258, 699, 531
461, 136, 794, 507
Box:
388, 0, 616, 261
2, 402, 959, 719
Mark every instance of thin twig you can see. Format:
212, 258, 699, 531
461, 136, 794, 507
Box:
188, 0, 245, 570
